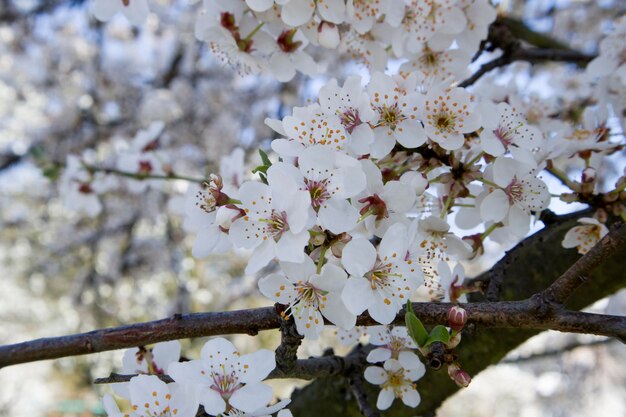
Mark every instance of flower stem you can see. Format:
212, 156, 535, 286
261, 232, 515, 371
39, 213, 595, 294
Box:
317, 246, 328, 274
481, 223, 500, 240
467, 151, 485, 166
243, 22, 265, 42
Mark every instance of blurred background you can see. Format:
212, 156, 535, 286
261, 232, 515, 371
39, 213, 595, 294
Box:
1, 0, 626, 415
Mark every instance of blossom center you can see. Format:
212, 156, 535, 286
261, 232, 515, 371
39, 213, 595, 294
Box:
304, 178, 331, 209
262, 210, 289, 241
210, 367, 241, 400
376, 103, 406, 130
338, 108, 362, 134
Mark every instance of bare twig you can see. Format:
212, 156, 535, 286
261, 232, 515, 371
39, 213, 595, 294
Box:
500, 338, 615, 364
541, 223, 626, 305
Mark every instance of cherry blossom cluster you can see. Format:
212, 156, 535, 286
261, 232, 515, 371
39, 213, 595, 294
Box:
54, 2, 626, 414
58, 122, 169, 217
91, 0, 496, 81
103, 339, 292, 417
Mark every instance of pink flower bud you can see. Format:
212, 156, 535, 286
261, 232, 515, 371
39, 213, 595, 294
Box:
318, 22, 340, 49
448, 365, 471, 388
447, 306, 468, 332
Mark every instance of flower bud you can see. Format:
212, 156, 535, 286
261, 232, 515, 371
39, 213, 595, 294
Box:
447, 306, 468, 332
309, 227, 326, 246
448, 363, 471, 387
318, 22, 340, 49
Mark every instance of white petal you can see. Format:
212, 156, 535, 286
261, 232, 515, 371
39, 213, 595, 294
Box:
342, 238, 376, 277
401, 387, 421, 408
270, 53, 297, 82
376, 387, 396, 410
480, 189, 509, 223
276, 231, 309, 263
364, 366, 388, 385
367, 347, 392, 363
245, 240, 276, 274
258, 273, 297, 304
153, 341, 181, 372
320, 292, 356, 329
341, 276, 375, 315
281, 0, 315, 26
240, 350, 276, 383
318, 198, 359, 234
229, 383, 274, 413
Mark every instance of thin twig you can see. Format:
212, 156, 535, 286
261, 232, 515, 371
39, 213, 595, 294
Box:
500, 338, 615, 364
541, 223, 626, 305
83, 164, 205, 184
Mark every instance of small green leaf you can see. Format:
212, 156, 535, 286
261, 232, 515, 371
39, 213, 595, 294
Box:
423, 325, 451, 348
405, 311, 428, 347
259, 149, 272, 166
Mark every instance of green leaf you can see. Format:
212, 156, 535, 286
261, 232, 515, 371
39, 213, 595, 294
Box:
423, 325, 451, 348
405, 308, 428, 347
252, 149, 272, 184
259, 149, 272, 166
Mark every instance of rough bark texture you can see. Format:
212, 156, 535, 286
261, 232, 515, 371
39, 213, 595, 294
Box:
289, 216, 626, 417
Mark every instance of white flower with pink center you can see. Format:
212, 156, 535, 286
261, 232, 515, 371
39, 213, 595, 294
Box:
183, 178, 239, 258
479, 101, 542, 157
417, 85, 481, 151
562, 218, 609, 255
341, 223, 423, 324
399, 46, 471, 84
367, 72, 427, 158
356, 159, 416, 237
406, 216, 472, 280
479, 157, 550, 226
259, 257, 356, 339
103, 375, 198, 417
59, 153, 117, 217
319, 75, 377, 156
169, 338, 275, 416
367, 326, 421, 369
364, 355, 426, 410
229, 180, 313, 274
268, 145, 365, 234
394, 0, 466, 54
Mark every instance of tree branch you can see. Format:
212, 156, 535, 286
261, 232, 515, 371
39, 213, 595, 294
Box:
458, 17, 595, 88
540, 223, 626, 305
349, 371, 382, 417
3, 299, 626, 369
